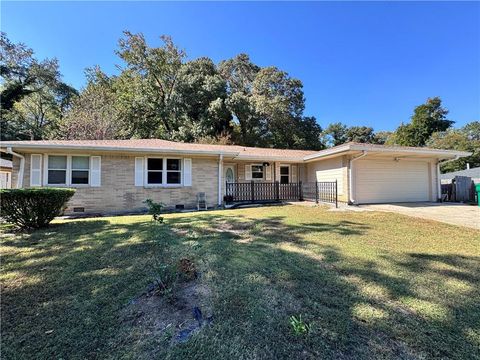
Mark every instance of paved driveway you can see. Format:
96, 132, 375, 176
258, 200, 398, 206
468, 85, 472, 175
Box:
360, 202, 480, 230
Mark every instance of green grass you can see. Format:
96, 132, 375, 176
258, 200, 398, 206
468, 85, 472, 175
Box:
1, 205, 479, 359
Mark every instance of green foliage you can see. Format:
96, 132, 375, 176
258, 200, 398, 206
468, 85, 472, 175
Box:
1, 32, 78, 140
0, 188, 75, 230
427, 121, 480, 173
392, 97, 454, 147
143, 198, 165, 223
289, 315, 311, 336
323, 123, 376, 146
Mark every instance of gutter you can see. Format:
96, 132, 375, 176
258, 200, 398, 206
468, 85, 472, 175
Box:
349, 151, 368, 204
4, 147, 24, 188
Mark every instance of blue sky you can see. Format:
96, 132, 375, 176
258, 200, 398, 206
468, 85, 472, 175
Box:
2, 1, 479, 131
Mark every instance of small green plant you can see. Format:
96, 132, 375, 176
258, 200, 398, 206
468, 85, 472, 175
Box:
143, 199, 165, 223
289, 315, 310, 336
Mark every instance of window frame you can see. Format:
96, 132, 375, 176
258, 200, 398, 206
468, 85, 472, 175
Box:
144, 157, 183, 187
251, 164, 264, 180
45, 154, 91, 187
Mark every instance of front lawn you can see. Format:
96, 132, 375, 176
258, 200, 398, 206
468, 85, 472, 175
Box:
1, 205, 479, 359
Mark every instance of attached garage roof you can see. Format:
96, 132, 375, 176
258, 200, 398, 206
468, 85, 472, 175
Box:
304, 142, 471, 162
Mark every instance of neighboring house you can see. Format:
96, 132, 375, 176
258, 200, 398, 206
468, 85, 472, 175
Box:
0, 139, 470, 214
0, 158, 12, 189
440, 166, 480, 184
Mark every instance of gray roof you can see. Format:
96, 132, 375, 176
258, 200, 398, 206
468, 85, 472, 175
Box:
440, 167, 480, 180
0, 158, 12, 168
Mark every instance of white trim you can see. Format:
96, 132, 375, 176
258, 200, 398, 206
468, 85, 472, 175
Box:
218, 154, 223, 206
30, 154, 42, 187
43, 154, 97, 187
183, 158, 192, 187
90, 156, 101, 187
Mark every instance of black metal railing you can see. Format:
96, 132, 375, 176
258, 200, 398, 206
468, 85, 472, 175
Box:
225, 180, 338, 208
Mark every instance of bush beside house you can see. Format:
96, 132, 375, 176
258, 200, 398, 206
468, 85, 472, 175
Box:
0, 188, 75, 230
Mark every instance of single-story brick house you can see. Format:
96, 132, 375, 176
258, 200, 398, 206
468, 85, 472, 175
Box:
0, 139, 470, 214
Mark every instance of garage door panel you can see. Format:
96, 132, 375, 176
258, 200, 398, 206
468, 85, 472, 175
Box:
355, 160, 430, 203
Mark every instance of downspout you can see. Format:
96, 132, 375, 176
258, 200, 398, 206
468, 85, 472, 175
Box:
6, 147, 25, 188
436, 156, 460, 202
218, 154, 223, 206
349, 151, 368, 204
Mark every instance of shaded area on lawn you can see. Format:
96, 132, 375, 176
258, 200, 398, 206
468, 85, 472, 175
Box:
1, 206, 479, 359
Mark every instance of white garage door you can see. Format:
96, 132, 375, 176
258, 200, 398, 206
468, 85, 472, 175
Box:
355, 159, 430, 204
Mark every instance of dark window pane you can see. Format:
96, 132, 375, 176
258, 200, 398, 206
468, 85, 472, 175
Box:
252, 172, 263, 179
167, 159, 180, 171
251, 165, 263, 172
280, 175, 289, 184
148, 158, 163, 170
167, 171, 181, 184
48, 170, 66, 184
148, 171, 163, 184
72, 170, 89, 184
280, 167, 289, 175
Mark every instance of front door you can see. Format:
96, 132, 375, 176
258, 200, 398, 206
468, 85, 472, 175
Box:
224, 165, 235, 195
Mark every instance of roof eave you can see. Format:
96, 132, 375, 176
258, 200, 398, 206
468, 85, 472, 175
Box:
0, 143, 240, 157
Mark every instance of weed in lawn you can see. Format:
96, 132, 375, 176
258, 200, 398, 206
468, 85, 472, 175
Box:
289, 315, 311, 336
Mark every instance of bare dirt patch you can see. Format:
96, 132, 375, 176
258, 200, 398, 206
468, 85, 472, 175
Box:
122, 280, 213, 347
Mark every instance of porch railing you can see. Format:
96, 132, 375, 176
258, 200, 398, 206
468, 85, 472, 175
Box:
225, 180, 338, 208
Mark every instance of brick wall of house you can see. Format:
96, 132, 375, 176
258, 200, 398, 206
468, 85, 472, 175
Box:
13, 154, 219, 214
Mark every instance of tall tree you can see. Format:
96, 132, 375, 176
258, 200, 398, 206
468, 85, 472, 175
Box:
392, 97, 454, 147
58, 67, 120, 140
219, 54, 261, 146
345, 126, 375, 143
427, 121, 480, 173
116, 32, 185, 138
1, 32, 77, 140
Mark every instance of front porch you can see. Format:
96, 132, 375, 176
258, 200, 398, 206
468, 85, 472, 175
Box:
224, 180, 338, 208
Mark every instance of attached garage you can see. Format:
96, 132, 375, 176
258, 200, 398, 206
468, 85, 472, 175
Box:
354, 159, 432, 204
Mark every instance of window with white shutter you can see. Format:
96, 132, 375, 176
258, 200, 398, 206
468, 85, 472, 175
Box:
90, 156, 101, 187
183, 158, 192, 186
135, 157, 144, 186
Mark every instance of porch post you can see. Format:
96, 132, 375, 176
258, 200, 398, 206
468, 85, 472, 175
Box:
218, 154, 223, 206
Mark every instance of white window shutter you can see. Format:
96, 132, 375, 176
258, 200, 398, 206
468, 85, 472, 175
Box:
135, 157, 144, 186
90, 156, 101, 187
183, 158, 192, 186
265, 164, 272, 181
291, 165, 298, 183
30, 154, 42, 187
245, 165, 252, 181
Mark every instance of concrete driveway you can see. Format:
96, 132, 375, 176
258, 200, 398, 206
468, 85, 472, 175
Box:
360, 202, 480, 230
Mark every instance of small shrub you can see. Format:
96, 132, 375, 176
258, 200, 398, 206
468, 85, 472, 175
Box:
0, 188, 75, 230
289, 315, 310, 336
178, 258, 197, 281
143, 199, 165, 223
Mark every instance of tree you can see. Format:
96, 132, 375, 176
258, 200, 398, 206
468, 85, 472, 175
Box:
427, 121, 480, 173
172, 57, 231, 142
392, 97, 454, 147
372, 131, 393, 145
322, 122, 348, 147
115, 32, 185, 138
58, 67, 120, 140
345, 126, 375, 143
219, 54, 261, 146
1, 32, 77, 140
